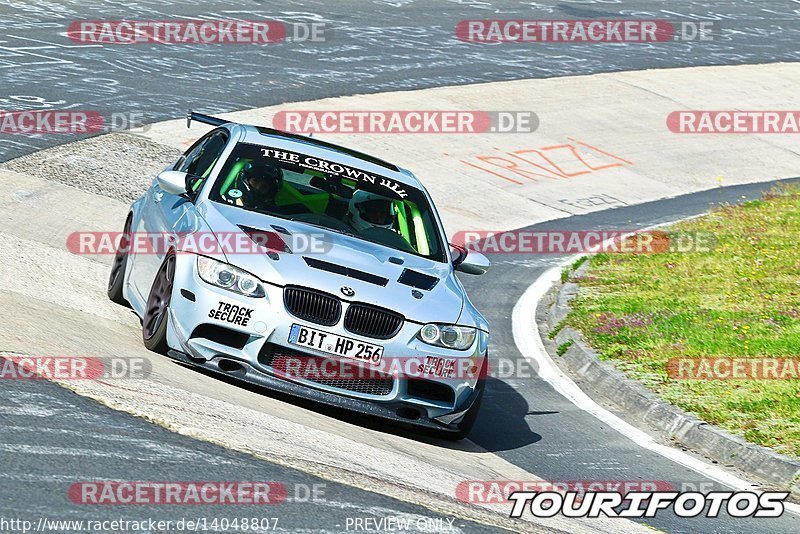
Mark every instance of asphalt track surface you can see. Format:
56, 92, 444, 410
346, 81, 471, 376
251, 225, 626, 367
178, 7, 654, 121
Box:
2, 1, 800, 533
2, 178, 798, 532
1, 0, 800, 161
0, 365, 503, 533
462, 178, 800, 533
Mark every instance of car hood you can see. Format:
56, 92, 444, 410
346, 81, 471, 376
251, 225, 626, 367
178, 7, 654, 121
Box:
197, 201, 465, 324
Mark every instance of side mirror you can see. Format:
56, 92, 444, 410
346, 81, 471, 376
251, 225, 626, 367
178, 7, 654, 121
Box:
157, 170, 190, 195
452, 245, 490, 275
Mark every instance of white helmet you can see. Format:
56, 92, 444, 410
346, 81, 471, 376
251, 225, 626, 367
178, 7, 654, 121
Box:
347, 190, 395, 232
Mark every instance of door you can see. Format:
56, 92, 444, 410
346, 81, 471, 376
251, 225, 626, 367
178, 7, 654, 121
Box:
129, 128, 230, 301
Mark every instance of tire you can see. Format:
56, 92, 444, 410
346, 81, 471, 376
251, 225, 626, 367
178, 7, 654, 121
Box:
142, 252, 176, 354
445, 383, 485, 440
107, 215, 132, 306
431, 360, 487, 440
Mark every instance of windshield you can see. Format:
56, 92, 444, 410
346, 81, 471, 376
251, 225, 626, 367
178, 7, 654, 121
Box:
208, 142, 446, 262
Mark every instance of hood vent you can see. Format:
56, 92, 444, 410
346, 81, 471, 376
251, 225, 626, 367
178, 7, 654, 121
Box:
397, 269, 439, 291
303, 257, 388, 287
239, 226, 291, 253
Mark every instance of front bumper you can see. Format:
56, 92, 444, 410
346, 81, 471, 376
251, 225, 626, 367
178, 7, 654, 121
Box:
166, 348, 485, 434
165, 254, 489, 430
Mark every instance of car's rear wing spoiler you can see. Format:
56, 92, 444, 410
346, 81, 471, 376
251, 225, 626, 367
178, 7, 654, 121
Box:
186, 111, 227, 128
185, 110, 399, 172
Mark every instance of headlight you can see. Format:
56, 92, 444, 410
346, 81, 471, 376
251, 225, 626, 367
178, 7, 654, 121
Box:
197, 256, 265, 298
417, 324, 477, 350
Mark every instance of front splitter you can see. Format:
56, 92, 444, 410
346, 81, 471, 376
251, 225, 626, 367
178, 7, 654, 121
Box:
166, 349, 475, 436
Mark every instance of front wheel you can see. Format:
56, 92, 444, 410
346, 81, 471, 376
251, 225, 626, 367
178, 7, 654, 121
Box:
142, 253, 176, 354
430, 360, 487, 440
107, 215, 132, 306
445, 383, 485, 440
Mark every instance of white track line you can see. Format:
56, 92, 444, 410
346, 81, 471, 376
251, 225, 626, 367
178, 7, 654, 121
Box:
513, 263, 800, 516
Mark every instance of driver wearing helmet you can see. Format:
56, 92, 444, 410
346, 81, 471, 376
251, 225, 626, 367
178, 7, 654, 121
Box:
346, 190, 396, 233
227, 160, 284, 211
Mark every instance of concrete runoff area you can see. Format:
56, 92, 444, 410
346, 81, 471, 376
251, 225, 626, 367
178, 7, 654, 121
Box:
137, 62, 800, 233
0, 364, 516, 533
0, 171, 639, 533
1, 63, 800, 532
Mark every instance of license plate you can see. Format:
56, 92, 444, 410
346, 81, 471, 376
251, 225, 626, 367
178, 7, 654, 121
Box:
288, 324, 383, 365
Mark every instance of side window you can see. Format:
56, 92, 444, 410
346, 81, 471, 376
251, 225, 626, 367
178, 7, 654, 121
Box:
175, 129, 229, 180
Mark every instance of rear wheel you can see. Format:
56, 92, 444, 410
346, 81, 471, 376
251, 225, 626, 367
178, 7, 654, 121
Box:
107, 215, 132, 306
142, 253, 176, 354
